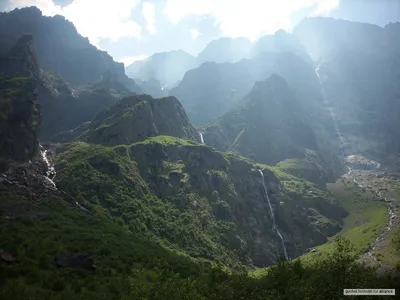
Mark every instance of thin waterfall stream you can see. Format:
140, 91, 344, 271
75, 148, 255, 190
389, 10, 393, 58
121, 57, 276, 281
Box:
315, 65, 346, 162
258, 169, 289, 261
199, 132, 205, 144
315, 66, 397, 267
40, 146, 57, 189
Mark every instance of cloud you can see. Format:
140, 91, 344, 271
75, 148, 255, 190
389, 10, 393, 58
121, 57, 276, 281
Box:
8, 0, 142, 45
312, 0, 340, 16
118, 55, 149, 66
164, 0, 340, 41
142, 2, 156, 34
190, 29, 200, 40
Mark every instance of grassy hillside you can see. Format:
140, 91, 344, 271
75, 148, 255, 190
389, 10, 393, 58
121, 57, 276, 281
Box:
299, 179, 387, 265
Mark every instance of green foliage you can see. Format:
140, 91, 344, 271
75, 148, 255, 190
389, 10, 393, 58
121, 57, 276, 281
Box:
136, 135, 198, 147
55, 142, 245, 269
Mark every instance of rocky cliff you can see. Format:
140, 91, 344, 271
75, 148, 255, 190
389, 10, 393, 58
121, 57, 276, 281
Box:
55, 94, 201, 146
0, 35, 41, 167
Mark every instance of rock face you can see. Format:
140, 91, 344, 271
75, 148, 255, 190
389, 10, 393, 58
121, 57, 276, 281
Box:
54, 253, 95, 271
293, 18, 400, 168
62, 94, 201, 146
204, 75, 318, 165
126, 50, 200, 87
0, 35, 41, 166
0, 249, 16, 263
198, 37, 252, 63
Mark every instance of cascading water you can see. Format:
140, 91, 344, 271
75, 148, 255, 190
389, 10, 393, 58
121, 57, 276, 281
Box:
199, 132, 205, 144
315, 65, 346, 162
40, 146, 57, 189
258, 170, 289, 260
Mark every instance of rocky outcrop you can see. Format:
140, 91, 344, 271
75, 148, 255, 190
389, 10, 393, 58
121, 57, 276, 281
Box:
61, 94, 201, 146
54, 253, 95, 271
0, 35, 41, 166
0, 249, 16, 263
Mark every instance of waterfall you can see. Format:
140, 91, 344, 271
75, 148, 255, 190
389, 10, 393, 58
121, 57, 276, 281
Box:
258, 170, 289, 260
199, 132, 205, 144
315, 65, 346, 161
40, 147, 57, 189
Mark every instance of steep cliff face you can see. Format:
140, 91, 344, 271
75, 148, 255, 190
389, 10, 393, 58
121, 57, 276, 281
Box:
0, 35, 41, 166
294, 18, 400, 168
203, 75, 318, 165
55, 137, 346, 268
0, 7, 140, 93
56, 94, 201, 146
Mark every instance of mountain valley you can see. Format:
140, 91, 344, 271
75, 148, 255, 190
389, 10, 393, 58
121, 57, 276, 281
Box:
0, 5, 400, 300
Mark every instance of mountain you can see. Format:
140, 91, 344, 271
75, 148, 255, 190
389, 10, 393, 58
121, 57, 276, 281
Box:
203, 75, 318, 165
126, 50, 200, 87
294, 18, 400, 168
251, 30, 311, 63
54, 137, 347, 268
52, 94, 201, 145
197, 37, 252, 63
0, 7, 140, 93
169, 51, 322, 127
0, 7, 142, 139
0, 35, 41, 167
293, 17, 400, 61
1, 13, 400, 299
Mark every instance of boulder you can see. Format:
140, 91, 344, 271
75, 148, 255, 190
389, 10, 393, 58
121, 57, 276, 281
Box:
0, 249, 16, 263
54, 253, 95, 271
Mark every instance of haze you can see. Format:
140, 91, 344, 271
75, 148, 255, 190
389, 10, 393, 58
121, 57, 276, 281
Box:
1, 0, 399, 66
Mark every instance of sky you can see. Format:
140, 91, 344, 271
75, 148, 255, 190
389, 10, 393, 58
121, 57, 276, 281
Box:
1, 0, 399, 66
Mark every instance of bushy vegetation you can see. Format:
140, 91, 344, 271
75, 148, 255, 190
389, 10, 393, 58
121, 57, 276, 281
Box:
1, 197, 398, 300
